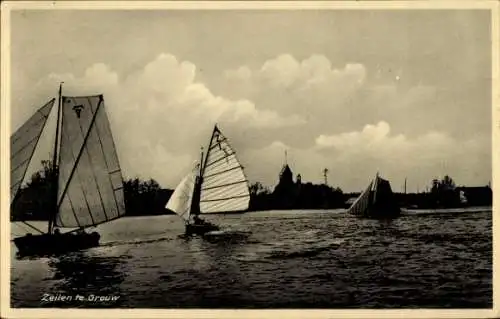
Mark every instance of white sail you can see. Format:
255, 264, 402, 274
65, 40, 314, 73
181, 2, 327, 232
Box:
10, 99, 55, 204
165, 169, 197, 221
55, 95, 126, 228
199, 125, 250, 213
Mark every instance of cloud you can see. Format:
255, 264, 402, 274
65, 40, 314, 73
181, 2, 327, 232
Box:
242, 121, 490, 192
213, 53, 452, 150
22, 53, 306, 188
14, 52, 491, 192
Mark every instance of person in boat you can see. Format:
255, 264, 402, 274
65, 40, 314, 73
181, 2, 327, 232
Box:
193, 215, 209, 226
193, 215, 204, 225
54, 228, 61, 235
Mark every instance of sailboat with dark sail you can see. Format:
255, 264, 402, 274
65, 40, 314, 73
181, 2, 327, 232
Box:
347, 173, 400, 219
165, 124, 250, 236
11, 84, 126, 256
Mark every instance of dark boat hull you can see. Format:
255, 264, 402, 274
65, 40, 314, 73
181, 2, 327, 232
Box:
185, 223, 220, 236
13, 231, 100, 257
351, 207, 401, 219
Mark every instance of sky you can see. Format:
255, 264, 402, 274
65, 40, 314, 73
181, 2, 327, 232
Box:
10, 9, 492, 193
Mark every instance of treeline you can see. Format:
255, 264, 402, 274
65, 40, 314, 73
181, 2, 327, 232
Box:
11, 161, 174, 221
249, 175, 492, 211
249, 181, 345, 211
11, 162, 493, 221
394, 175, 492, 209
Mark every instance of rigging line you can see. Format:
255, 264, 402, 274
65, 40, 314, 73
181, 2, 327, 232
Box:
57, 101, 101, 227
218, 134, 251, 185
10, 181, 21, 191
11, 157, 31, 173
201, 125, 218, 175
55, 96, 82, 229
57, 97, 103, 208
200, 194, 250, 203
10, 134, 42, 159
19, 221, 45, 234
55, 124, 82, 228
208, 137, 228, 151
204, 151, 236, 169
73, 109, 101, 226
10, 112, 51, 145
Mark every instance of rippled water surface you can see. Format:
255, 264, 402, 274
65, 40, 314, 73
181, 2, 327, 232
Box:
11, 209, 492, 308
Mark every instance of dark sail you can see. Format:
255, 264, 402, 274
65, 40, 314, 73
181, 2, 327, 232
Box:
347, 174, 400, 218
10, 99, 55, 205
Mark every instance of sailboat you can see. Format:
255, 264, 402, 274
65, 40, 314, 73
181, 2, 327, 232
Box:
347, 173, 400, 219
165, 124, 250, 236
11, 83, 126, 256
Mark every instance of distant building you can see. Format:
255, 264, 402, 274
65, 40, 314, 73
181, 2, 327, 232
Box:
272, 163, 301, 209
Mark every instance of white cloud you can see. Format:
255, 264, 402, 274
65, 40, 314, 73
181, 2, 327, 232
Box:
14, 52, 491, 192
19, 53, 306, 188
242, 121, 490, 192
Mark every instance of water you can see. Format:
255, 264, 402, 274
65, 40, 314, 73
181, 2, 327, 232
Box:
10, 208, 492, 308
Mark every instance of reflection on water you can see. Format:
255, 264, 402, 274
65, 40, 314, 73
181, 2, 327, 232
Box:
44, 253, 127, 308
11, 210, 492, 308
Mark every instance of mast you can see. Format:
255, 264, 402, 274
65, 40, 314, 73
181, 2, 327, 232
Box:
48, 83, 63, 234
189, 147, 205, 218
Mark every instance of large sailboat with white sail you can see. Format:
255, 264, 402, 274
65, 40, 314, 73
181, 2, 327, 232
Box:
347, 172, 400, 219
11, 84, 126, 256
165, 124, 250, 236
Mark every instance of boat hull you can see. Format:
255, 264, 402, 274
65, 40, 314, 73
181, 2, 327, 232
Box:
185, 223, 220, 236
13, 231, 100, 257
350, 207, 401, 219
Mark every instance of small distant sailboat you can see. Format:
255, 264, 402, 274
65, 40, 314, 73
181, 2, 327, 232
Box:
165, 124, 250, 236
347, 173, 400, 219
11, 83, 126, 256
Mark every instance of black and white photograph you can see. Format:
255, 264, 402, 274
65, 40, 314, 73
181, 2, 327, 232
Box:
1, 1, 498, 318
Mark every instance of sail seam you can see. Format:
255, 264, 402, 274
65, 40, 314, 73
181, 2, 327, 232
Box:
11, 116, 49, 145
10, 134, 42, 159
91, 96, 121, 220
203, 154, 238, 174
11, 157, 31, 174
200, 194, 250, 202
202, 165, 242, 179
201, 179, 247, 191
81, 98, 109, 222
201, 172, 246, 189
202, 199, 248, 212
204, 151, 236, 168
71, 111, 97, 227
99, 95, 126, 217
208, 137, 227, 151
